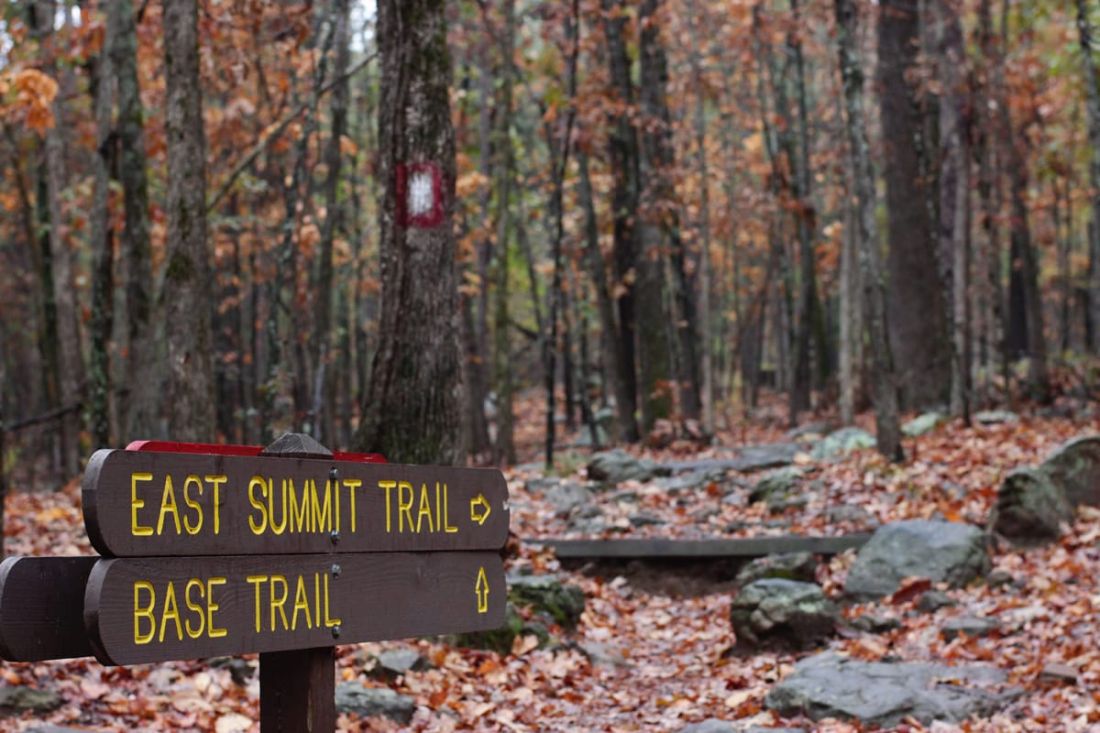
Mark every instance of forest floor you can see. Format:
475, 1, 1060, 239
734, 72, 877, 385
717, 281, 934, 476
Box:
2, 392, 1100, 731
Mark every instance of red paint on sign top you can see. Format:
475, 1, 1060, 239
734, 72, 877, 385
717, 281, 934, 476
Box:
125, 440, 387, 463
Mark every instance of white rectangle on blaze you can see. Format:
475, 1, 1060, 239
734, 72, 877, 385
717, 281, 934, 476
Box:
408, 170, 434, 217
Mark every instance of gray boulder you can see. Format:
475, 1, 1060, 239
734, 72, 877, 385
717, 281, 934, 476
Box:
0, 686, 62, 714
1041, 435, 1100, 507
942, 615, 999, 641
903, 411, 946, 437
367, 648, 429, 680
542, 481, 594, 514
748, 467, 803, 505
586, 449, 666, 483
508, 574, 586, 630
735, 552, 817, 588
766, 652, 1018, 727
991, 467, 1072, 544
730, 579, 838, 650
335, 684, 416, 723
812, 427, 875, 460
974, 409, 1018, 425
845, 520, 989, 600
916, 590, 958, 613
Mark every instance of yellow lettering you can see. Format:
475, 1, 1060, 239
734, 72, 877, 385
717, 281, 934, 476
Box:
314, 572, 321, 628
343, 479, 361, 533
184, 579, 205, 639
416, 483, 435, 533
182, 475, 204, 535
158, 581, 183, 643
291, 575, 312, 630
379, 480, 396, 532
287, 479, 309, 533
205, 475, 226, 535
248, 477, 268, 535
443, 482, 457, 533
156, 476, 182, 536
133, 581, 155, 644
269, 575, 289, 631
397, 481, 414, 533
323, 573, 341, 627
268, 478, 287, 535
207, 578, 227, 638
131, 473, 154, 537
247, 575, 267, 633
334, 478, 341, 533
310, 479, 332, 533
435, 481, 442, 532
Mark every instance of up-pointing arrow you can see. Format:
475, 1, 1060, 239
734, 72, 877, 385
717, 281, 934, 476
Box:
475, 567, 489, 614
469, 493, 491, 525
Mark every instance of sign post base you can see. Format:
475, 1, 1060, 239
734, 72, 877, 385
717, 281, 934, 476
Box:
260, 647, 336, 732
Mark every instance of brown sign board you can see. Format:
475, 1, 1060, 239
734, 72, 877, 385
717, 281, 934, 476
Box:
83, 449, 509, 557
0, 556, 97, 662
84, 552, 504, 666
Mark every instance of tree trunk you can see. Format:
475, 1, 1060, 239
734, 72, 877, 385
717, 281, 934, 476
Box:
879, 0, 950, 410
601, 0, 641, 442
352, 0, 462, 464
89, 2, 118, 448
836, 0, 904, 461
162, 0, 216, 441
312, 0, 351, 447
1077, 0, 1100, 354
579, 150, 637, 441
936, 0, 971, 419
115, 0, 158, 441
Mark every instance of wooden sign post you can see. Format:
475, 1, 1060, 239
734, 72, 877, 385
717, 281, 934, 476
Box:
0, 433, 510, 732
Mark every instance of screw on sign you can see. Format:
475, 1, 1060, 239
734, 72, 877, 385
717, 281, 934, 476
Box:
0, 433, 509, 732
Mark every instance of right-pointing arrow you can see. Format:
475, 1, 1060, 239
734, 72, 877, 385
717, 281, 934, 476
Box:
470, 493, 491, 525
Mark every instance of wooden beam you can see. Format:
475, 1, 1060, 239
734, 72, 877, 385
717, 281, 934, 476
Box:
530, 534, 872, 560
0, 556, 97, 661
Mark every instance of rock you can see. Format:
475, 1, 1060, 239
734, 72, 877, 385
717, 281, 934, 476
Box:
991, 467, 1072, 544
1039, 663, 1078, 684
655, 468, 731, 493
735, 552, 817, 587
508, 574, 586, 630
0, 686, 62, 714
574, 425, 610, 448
1041, 434, 1100, 507
543, 481, 594, 514
453, 603, 534, 653
209, 656, 255, 686
766, 652, 1017, 727
335, 684, 416, 723
368, 648, 429, 680
730, 579, 838, 650
850, 612, 902, 633
730, 443, 801, 472
786, 420, 834, 441
825, 504, 874, 526
586, 449, 666, 484
629, 512, 665, 528
812, 427, 876, 460
679, 721, 734, 733
578, 641, 630, 668
916, 590, 958, 613
844, 520, 989, 600
974, 409, 1019, 425
986, 569, 1015, 588
942, 615, 998, 641
903, 411, 946, 437
749, 467, 803, 505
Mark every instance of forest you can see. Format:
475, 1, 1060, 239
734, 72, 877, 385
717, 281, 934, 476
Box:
2, 0, 1100, 731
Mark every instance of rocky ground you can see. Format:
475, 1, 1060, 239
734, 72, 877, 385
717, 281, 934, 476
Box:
2, 400, 1100, 731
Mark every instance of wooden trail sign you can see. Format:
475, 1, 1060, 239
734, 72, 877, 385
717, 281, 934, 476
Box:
0, 433, 510, 732
84, 552, 505, 665
83, 448, 509, 556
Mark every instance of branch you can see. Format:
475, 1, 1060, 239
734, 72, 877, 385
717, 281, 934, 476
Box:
206, 50, 377, 214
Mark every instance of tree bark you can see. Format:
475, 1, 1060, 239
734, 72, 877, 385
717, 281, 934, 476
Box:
312, 0, 351, 447
878, 0, 950, 409
601, 0, 641, 442
352, 0, 462, 464
836, 0, 904, 461
162, 0, 216, 441
89, 1, 118, 448
1077, 0, 1100, 354
115, 0, 158, 442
